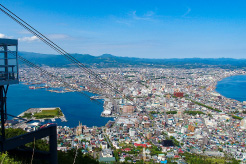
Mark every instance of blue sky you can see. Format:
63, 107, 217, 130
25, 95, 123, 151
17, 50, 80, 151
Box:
0, 0, 246, 58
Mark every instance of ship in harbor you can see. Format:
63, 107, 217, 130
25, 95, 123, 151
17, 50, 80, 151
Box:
90, 95, 104, 100
29, 86, 36, 89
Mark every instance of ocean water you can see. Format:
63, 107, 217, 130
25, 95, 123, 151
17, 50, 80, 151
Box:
7, 84, 113, 127
216, 75, 246, 102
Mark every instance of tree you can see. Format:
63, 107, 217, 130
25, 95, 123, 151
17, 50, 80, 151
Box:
1, 128, 99, 164
0, 153, 22, 164
58, 149, 99, 164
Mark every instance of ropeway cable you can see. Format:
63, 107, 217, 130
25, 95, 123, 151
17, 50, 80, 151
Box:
7, 50, 104, 107
0, 4, 116, 92
0, 4, 129, 98
0, 4, 145, 111
9, 51, 119, 121
0, 8, 105, 102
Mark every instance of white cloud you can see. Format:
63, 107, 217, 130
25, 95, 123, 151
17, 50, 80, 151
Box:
182, 7, 191, 17
115, 20, 132, 26
131, 11, 155, 21
18, 36, 39, 42
18, 30, 31, 34
144, 11, 155, 17
0, 33, 12, 39
17, 33, 71, 43
0, 33, 6, 38
48, 34, 69, 40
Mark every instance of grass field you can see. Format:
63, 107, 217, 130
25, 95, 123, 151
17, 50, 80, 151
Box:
184, 152, 240, 164
33, 108, 63, 119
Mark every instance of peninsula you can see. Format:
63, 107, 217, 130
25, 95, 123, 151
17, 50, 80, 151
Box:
18, 107, 67, 122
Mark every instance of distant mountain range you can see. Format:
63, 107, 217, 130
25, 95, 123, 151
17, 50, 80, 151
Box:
18, 51, 246, 69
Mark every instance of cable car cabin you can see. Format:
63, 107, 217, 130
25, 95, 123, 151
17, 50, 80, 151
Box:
0, 39, 19, 86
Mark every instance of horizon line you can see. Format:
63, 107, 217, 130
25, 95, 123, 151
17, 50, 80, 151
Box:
19, 51, 246, 60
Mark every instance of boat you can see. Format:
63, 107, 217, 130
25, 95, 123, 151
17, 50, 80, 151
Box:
29, 86, 35, 89
61, 117, 67, 122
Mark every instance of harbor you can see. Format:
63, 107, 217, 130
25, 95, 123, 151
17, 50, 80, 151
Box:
7, 84, 113, 127
27, 83, 118, 118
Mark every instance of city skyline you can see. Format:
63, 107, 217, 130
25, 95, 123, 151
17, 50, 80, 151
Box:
0, 1, 246, 59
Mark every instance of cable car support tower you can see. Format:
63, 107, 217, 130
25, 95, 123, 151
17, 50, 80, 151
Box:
0, 39, 57, 164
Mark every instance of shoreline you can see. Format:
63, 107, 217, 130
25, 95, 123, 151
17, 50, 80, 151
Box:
212, 74, 246, 103
8, 84, 112, 127
24, 82, 116, 120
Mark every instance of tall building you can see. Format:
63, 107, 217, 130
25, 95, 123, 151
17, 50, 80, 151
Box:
143, 147, 146, 161
241, 118, 246, 129
129, 128, 136, 137
76, 121, 83, 136
188, 125, 195, 132
174, 92, 184, 98
122, 105, 134, 114
147, 132, 152, 139
177, 109, 183, 118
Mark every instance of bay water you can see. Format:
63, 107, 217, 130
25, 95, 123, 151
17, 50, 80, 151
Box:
216, 75, 246, 102
7, 84, 113, 127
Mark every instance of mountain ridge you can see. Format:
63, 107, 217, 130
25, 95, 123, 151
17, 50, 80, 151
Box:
18, 51, 246, 69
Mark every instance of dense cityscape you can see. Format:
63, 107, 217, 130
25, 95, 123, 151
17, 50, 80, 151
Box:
1, 1, 246, 163
6, 66, 245, 163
